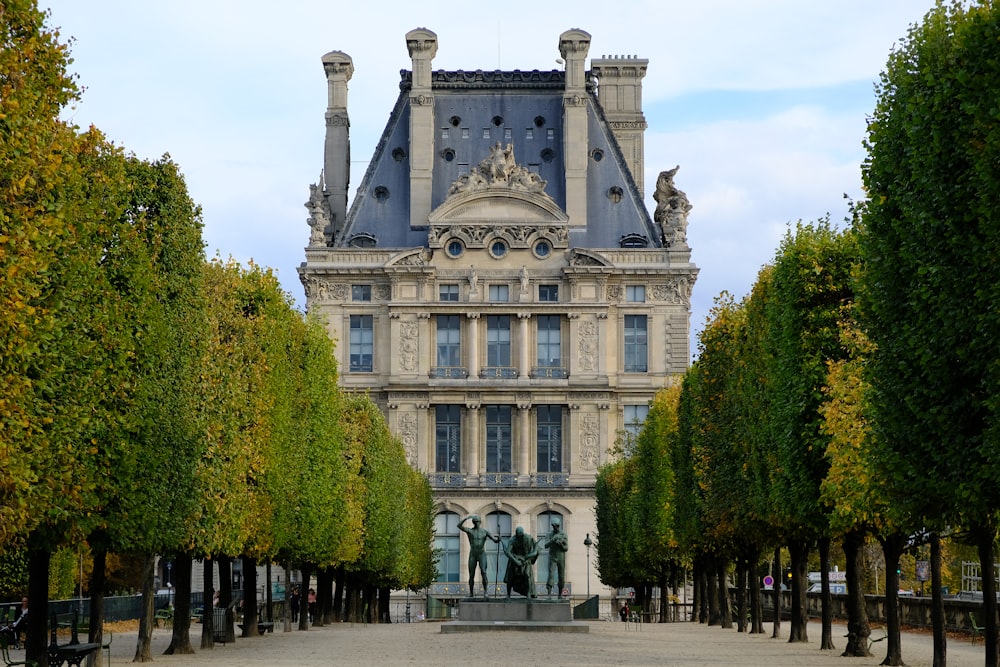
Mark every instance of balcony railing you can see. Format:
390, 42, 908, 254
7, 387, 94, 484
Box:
481, 472, 518, 487
532, 473, 569, 487
530, 366, 568, 379
430, 473, 466, 488
479, 366, 518, 379
429, 366, 468, 379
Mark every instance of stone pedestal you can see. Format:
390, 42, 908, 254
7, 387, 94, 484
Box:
440, 598, 589, 633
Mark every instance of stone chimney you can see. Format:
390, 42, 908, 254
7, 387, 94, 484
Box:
591, 55, 648, 198
321, 50, 353, 238
559, 29, 591, 227
406, 28, 438, 229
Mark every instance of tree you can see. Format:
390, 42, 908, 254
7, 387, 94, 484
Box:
861, 3, 1000, 665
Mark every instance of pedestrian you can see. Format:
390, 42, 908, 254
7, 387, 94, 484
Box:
290, 586, 300, 623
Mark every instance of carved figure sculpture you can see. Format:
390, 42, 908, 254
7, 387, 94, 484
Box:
448, 143, 548, 196
306, 181, 331, 246
502, 527, 538, 599
544, 518, 569, 598
458, 515, 499, 598
652, 165, 692, 246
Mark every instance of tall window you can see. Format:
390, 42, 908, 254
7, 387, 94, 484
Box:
536, 315, 561, 369
535, 511, 564, 587
436, 315, 461, 368
485, 512, 512, 591
435, 405, 462, 473
349, 315, 373, 372
626, 285, 646, 302
487, 315, 511, 367
623, 404, 650, 439
536, 406, 563, 473
623, 314, 647, 372
434, 512, 461, 583
485, 405, 512, 472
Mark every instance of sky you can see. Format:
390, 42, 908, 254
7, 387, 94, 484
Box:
41, 0, 932, 359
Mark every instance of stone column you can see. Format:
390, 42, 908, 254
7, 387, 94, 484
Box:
518, 400, 532, 480
465, 403, 480, 483
518, 313, 531, 378
466, 313, 480, 378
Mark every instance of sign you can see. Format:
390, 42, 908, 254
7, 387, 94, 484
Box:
916, 560, 930, 582
763, 575, 774, 587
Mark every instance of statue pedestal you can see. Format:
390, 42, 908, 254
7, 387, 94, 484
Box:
440, 598, 589, 633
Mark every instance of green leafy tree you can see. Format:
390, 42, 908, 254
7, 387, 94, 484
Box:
860, 2, 1000, 664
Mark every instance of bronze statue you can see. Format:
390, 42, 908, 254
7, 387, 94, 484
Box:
502, 527, 538, 599
544, 518, 569, 598
458, 515, 498, 597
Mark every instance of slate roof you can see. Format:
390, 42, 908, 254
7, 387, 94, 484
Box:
336, 69, 659, 250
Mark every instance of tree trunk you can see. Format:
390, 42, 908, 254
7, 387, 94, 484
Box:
717, 558, 732, 629
217, 555, 236, 644
133, 553, 156, 662
164, 552, 194, 654
706, 558, 719, 626
879, 533, 905, 666
241, 556, 259, 637
87, 548, 107, 667
200, 558, 215, 649
930, 533, 946, 667
282, 562, 293, 632
26, 539, 50, 667
749, 554, 763, 634
788, 540, 809, 643
841, 530, 871, 656
736, 559, 748, 633
772, 547, 782, 639
818, 537, 834, 650
298, 563, 312, 630
316, 568, 332, 626
977, 527, 998, 667
333, 568, 345, 623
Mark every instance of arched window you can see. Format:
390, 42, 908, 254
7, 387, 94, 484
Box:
434, 512, 461, 583
535, 511, 564, 590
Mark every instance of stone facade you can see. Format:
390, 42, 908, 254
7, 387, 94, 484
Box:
299, 28, 697, 603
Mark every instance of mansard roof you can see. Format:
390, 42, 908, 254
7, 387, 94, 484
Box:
336, 68, 659, 251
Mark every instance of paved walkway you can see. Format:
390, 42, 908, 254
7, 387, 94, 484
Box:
85, 619, 987, 666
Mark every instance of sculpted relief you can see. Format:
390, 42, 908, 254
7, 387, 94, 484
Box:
653, 165, 691, 247
447, 142, 548, 196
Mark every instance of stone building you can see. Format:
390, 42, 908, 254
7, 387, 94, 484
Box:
298, 27, 697, 608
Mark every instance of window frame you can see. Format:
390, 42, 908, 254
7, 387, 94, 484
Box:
349, 314, 374, 372
623, 314, 648, 373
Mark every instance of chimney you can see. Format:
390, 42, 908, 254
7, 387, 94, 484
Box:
406, 28, 438, 229
591, 55, 648, 198
321, 50, 353, 237
559, 29, 591, 227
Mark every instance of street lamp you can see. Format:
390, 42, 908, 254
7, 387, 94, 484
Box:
583, 533, 593, 598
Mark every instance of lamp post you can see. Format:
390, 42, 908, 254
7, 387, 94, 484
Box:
583, 533, 593, 598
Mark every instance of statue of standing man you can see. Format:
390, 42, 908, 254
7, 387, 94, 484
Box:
458, 515, 499, 598
544, 518, 569, 598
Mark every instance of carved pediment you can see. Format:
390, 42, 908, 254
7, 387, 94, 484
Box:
429, 142, 568, 250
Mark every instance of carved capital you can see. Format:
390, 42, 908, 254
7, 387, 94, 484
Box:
466, 312, 481, 320
389, 312, 402, 320
410, 94, 434, 106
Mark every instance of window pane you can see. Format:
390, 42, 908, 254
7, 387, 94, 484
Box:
352, 284, 372, 301
623, 314, 647, 372
434, 512, 461, 582
439, 284, 459, 301
489, 285, 509, 302
536, 315, 561, 367
487, 315, 511, 367
624, 404, 650, 438
436, 405, 462, 472
349, 315, 373, 372
485, 405, 512, 472
536, 405, 562, 472
538, 285, 558, 302
436, 315, 461, 367
626, 285, 646, 302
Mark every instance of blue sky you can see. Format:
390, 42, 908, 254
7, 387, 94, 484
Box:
41, 0, 932, 359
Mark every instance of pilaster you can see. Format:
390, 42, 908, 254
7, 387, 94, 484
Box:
406, 28, 437, 230
559, 29, 590, 227
321, 51, 353, 237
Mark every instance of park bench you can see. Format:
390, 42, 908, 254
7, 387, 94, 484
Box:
1, 632, 36, 667
237, 606, 275, 635
77, 621, 112, 666
154, 607, 172, 629
844, 626, 885, 652
48, 611, 100, 667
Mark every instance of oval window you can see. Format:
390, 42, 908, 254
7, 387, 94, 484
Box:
446, 240, 464, 258
534, 240, 551, 258
490, 240, 508, 258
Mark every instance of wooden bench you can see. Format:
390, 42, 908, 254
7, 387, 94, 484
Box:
154, 608, 173, 629
48, 611, 99, 667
